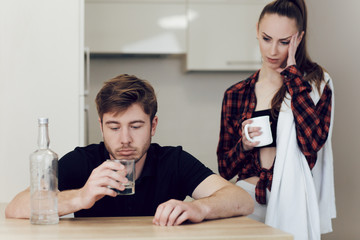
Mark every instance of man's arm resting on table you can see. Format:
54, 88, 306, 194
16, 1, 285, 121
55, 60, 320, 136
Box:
5, 188, 92, 218
192, 174, 254, 219
153, 174, 254, 226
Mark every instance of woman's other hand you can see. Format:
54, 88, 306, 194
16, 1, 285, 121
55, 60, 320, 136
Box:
277, 31, 304, 73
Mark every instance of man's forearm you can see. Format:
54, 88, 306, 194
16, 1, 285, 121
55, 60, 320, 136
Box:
193, 184, 254, 220
5, 188, 84, 219
57, 189, 84, 216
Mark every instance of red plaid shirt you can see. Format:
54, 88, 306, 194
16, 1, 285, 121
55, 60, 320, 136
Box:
217, 65, 332, 204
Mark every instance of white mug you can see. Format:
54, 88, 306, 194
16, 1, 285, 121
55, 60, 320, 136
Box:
244, 115, 273, 147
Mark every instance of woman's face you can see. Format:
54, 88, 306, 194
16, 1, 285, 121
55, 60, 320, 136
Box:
257, 14, 299, 70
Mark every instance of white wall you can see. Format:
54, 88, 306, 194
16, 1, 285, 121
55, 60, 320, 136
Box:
0, 0, 84, 203
86, 56, 251, 173
307, 0, 360, 239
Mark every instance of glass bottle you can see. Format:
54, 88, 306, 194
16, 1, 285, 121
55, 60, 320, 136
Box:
30, 117, 59, 224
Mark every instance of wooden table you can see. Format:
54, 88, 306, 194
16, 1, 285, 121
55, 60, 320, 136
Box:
0, 203, 292, 240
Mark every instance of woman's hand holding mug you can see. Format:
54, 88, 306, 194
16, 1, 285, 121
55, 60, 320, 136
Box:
241, 119, 261, 151
242, 116, 273, 151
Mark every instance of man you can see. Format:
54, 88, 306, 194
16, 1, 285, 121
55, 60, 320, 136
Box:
6, 74, 253, 226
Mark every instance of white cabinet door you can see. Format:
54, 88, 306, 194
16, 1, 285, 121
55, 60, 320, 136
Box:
187, 0, 271, 71
0, 0, 84, 202
85, 0, 187, 54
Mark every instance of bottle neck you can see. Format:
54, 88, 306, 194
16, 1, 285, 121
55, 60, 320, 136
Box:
38, 123, 50, 149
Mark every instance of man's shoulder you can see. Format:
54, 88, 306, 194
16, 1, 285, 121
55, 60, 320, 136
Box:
148, 143, 201, 167
148, 143, 184, 160
148, 143, 213, 189
148, 143, 210, 171
60, 142, 106, 164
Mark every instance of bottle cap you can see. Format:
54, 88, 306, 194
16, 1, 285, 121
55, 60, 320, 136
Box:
38, 117, 49, 124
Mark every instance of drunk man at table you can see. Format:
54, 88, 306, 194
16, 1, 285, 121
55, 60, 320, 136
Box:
6, 74, 254, 226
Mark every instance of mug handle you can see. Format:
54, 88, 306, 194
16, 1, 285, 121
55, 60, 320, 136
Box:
244, 124, 254, 143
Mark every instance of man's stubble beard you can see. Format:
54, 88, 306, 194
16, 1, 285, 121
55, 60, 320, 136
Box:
104, 136, 152, 164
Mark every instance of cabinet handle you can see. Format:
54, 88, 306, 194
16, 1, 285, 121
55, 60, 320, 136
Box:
84, 104, 89, 146
84, 47, 90, 96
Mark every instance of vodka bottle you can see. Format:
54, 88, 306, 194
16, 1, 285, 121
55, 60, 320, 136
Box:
30, 118, 59, 224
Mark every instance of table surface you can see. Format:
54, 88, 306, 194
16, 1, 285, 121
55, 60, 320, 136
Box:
0, 203, 293, 240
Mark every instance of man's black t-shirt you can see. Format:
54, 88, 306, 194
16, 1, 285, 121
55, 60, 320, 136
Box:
58, 142, 214, 217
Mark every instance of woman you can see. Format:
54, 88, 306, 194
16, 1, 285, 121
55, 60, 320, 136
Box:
217, 0, 335, 239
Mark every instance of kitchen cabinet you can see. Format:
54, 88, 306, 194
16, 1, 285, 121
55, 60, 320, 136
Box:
0, 0, 84, 202
85, 0, 187, 54
187, 0, 271, 71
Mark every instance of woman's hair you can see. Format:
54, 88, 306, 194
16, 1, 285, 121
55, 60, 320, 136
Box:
95, 74, 158, 122
258, 0, 324, 115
